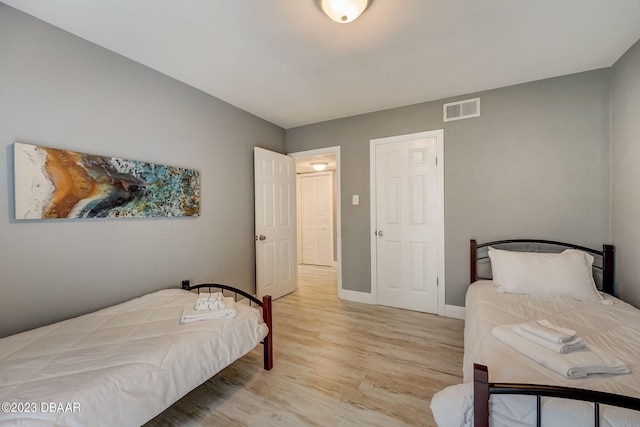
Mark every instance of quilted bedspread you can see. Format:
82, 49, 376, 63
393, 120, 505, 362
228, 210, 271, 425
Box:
431, 281, 640, 427
0, 289, 268, 427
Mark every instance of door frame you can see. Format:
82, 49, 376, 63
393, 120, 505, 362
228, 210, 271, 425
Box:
289, 146, 342, 297
369, 130, 445, 316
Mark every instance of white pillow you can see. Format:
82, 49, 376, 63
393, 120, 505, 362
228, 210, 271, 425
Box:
487, 247, 603, 302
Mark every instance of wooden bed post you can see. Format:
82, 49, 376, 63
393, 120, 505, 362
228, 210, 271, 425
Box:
262, 295, 273, 371
470, 239, 477, 284
603, 244, 615, 296
473, 363, 490, 427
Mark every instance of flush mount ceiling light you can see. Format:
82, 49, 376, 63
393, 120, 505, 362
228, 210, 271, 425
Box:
311, 161, 329, 171
320, 0, 369, 24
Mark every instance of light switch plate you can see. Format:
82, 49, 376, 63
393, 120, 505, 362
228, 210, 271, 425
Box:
352, 195, 359, 205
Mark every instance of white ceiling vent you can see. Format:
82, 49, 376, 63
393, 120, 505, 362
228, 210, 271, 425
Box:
443, 98, 480, 122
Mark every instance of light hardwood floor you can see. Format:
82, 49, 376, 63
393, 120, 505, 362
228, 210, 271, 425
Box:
145, 265, 464, 427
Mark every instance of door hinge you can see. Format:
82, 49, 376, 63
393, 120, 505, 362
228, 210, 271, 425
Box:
437, 277, 439, 286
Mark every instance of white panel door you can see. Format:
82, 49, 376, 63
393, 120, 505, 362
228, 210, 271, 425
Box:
300, 172, 333, 266
373, 134, 440, 313
254, 147, 297, 300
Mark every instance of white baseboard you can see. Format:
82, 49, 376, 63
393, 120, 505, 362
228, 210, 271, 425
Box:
338, 290, 465, 320
444, 304, 465, 320
338, 289, 375, 304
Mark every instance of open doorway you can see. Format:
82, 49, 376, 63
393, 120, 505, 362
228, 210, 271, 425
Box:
289, 147, 342, 296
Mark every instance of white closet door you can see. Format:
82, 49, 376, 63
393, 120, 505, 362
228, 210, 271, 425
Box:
373, 133, 441, 313
300, 172, 333, 266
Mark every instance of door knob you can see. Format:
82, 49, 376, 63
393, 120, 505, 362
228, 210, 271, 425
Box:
376, 230, 384, 237
258, 235, 267, 241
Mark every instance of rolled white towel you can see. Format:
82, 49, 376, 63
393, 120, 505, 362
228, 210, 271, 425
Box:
195, 292, 226, 311
518, 319, 577, 343
514, 325, 585, 354
181, 297, 236, 323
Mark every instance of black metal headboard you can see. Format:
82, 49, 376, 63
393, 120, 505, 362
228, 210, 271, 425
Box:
470, 239, 615, 295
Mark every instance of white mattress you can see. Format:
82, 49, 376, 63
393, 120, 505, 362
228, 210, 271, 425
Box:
432, 281, 640, 426
0, 289, 269, 427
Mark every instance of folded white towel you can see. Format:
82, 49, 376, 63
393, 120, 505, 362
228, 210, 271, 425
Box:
181, 297, 236, 323
514, 325, 585, 354
492, 324, 629, 378
518, 320, 577, 343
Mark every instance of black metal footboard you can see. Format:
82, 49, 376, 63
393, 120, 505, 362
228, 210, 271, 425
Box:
473, 364, 640, 427
181, 280, 273, 371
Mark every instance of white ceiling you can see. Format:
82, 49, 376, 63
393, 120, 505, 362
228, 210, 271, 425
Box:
3, 0, 640, 129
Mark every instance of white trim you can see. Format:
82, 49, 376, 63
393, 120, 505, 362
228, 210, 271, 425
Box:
370, 130, 446, 316
338, 288, 375, 304
369, 142, 378, 305
289, 147, 342, 297
296, 175, 302, 263
444, 305, 465, 320
436, 130, 445, 317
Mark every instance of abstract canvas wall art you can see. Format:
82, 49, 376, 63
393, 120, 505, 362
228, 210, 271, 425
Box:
14, 142, 200, 219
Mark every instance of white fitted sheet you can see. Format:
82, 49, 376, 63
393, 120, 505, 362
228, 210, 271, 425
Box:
0, 289, 269, 427
432, 281, 640, 427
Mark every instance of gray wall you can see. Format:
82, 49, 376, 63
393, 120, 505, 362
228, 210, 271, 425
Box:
611, 39, 640, 308
286, 70, 612, 306
0, 5, 285, 338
